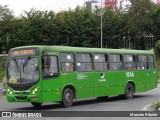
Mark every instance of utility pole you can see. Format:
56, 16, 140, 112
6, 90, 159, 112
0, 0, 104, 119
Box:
101, 0, 103, 48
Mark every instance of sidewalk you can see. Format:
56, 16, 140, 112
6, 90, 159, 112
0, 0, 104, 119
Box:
143, 82, 160, 111
143, 104, 156, 111
0, 95, 5, 99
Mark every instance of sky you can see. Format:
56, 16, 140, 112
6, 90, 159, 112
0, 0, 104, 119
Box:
0, 0, 88, 16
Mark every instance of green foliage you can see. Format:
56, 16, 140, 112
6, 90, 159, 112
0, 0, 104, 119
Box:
0, 4, 13, 21
0, 57, 6, 82
0, 1, 160, 52
156, 40, 160, 46
127, 0, 154, 49
153, 100, 160, 110
155, 40, 160, 62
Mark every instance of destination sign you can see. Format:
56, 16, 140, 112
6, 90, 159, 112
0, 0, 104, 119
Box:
9, 48, 38, 56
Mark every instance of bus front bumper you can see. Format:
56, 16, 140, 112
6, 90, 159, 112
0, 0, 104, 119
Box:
7, 92, 43, 103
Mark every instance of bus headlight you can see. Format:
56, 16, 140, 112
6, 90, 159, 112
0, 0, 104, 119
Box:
7, 89, 10, 92
7, 88, 13, 94
31, 86, 40, 95
35, 88, 37, 92
32, 91, 35, 94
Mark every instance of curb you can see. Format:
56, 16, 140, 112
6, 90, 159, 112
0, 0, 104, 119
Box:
143, 104, 160, 111
143, 104, 152, 111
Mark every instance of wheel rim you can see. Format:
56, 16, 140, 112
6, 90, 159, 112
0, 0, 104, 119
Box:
127, 87, 133, 97
65, 93, 72, 103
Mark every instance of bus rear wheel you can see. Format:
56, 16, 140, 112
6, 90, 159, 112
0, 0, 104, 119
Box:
62, 88, 73, 107
31, 102, 42, 108
125, 83, 134, 99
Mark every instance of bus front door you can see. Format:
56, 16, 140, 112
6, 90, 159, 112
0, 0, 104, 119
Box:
42, 53, 61, 102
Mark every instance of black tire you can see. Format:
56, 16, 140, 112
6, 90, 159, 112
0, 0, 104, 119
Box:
62, 88, 73, 107
125, 83, 134, 99
31, 102, 42, 108
97, 96, 108, 101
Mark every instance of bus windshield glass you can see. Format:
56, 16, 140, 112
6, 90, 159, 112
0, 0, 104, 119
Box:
7, 57, 39, 84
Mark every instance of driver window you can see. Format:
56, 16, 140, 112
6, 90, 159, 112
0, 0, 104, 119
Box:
42, 56, 59, 79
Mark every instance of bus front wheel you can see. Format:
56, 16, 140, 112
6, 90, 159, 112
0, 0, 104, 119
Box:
125, 83, 134, 99
31, 102, 42, 108
62, 88, 73, 107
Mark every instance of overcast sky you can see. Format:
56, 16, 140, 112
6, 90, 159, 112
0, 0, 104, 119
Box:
0, 0, 88, 16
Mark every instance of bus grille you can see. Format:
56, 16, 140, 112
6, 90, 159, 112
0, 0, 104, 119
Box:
11, 86, 31, 91
15, 96, 27, 100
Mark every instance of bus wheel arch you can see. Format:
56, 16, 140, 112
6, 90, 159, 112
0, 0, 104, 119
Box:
125, 81, 135, 99
61, 85, 76, 107
127, 81, 135, 92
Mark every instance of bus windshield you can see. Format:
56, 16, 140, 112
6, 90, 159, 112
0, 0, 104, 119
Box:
7, 57, 39, 84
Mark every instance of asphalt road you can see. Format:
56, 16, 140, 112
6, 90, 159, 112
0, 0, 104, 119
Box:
0, 84, 160, 120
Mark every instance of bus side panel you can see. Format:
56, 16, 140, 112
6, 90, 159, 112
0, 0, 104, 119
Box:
76, 72, 94, 99
61, 72, 77, 97
146, 70, 158, 91
60, 72, 94, 99
94, 72, 109, 97
42, 78, 61, 102
134, 70, 148, 93
104, 71, 126, 96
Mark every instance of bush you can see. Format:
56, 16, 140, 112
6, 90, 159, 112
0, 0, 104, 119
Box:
153, 100, 160, 111
0, 57, 7, 82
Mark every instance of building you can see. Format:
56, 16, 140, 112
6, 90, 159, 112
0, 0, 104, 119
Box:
117, 0, 159, 12
84, 0, 158, 13
83, 0, 99, 10
117, 0, 131, 12
104, 0, 117, 13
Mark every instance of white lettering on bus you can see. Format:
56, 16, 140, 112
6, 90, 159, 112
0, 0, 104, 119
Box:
77, 74, 87, 80
98, 79, 106, 82
126, 72, 134, 77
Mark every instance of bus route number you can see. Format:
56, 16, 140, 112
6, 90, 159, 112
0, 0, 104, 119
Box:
126, 72, 134, 78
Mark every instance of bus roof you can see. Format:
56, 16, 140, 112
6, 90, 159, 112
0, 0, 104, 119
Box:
10, 45, 154, 55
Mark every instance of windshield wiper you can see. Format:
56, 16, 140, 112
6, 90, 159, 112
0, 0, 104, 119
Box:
13, 58, 20, 72
23, 57, 31, 68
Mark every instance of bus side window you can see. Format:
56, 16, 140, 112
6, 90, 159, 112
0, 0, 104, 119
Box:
109, 54, 123, 70
148, 55, 155, 70
61, 63, 74, 72
137, 55, 147, 70
42, 56, 59, 79
60, 53, 75, 72
93, 54, 108, 71
123, 55, 136, 70
76, 53, 93, 72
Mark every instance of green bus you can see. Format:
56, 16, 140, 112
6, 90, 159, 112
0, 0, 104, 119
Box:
6, 46, 158, 107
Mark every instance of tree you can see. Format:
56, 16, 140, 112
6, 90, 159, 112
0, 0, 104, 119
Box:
0, 4, 13, 21
150, 5, 160, 38
127, 0, 154, 49
0, 4, 14, 53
